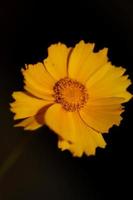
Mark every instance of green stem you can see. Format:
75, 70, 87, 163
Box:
0, 138, 30, 181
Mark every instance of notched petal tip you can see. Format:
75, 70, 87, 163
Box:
21, 64, 30, 74
123, 93, 133, 103
58, 137, 107, 157
11, 91, 22, 101
48, 42, 68, 52
11, 91, 18, 99
77, 40, 95, 47
99, 47, 108, 57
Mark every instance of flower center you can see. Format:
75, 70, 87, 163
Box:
53, 77, 89, 112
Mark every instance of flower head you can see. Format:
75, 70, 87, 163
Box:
10, 40, 132, 157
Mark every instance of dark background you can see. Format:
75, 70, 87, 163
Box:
0, 0, 133, 199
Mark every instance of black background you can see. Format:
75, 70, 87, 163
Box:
0, 0, 133, 199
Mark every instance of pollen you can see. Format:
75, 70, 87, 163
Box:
53, 77, 89, 111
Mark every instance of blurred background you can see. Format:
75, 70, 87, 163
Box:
0, 0, 133, 199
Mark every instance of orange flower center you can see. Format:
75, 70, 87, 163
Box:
53, 77, 89, 111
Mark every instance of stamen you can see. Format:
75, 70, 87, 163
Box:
53, 77, 89, 111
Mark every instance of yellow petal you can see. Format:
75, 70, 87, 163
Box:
22, 62, 55, 100
44, 43, 71, 80
57, 114, 106, 157
86, 63, 132, 102
68, 40, 108, 83
58, 129, 106, 157
45, 103, 76, 141
15, 116, 42, 130
10, 92, 53, 119
80, 97, 124, 133
45, 103, 106, 157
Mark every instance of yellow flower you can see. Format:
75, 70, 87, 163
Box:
10, 40, 132, 157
